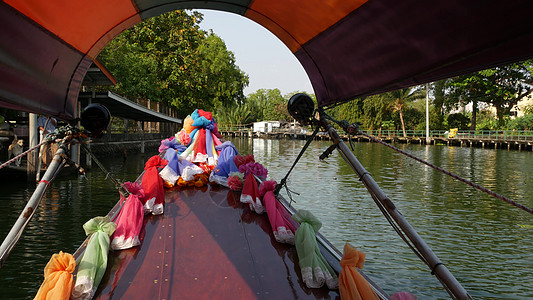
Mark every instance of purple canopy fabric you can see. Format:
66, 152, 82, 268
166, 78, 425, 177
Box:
3, 1, 533, 119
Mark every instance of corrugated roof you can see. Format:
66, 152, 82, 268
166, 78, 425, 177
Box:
79, 92, 182, 123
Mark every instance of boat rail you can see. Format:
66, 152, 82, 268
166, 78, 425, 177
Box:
359, 129, 533, 141
219, 125, 533, 142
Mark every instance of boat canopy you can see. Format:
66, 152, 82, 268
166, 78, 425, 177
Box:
2, 0, 533, 119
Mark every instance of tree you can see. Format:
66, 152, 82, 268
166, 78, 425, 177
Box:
328, 94, 394, 131
216, 102, 255, 126
446, 61, 533, 128
329, 98, 364, 125
361, 94, 394, 130
447, 113, 470, 130
196, 33, 249, 109
479, 64, 532, 125
247, 89, 291, 121
431, 79, 449, 129
387, 87, 425, 137
98, 10, 248, 117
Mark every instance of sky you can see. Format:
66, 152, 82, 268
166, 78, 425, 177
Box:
196, 9, 314, 96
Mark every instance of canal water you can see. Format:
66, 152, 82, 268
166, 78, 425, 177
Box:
0, 138, 532, 299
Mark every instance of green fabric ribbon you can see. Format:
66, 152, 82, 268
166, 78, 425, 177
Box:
292, 210, 338, 289
72, 216, 116, 300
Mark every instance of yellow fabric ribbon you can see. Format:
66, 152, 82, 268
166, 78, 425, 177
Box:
34, 251, 75, 300
339, 243, 378, 300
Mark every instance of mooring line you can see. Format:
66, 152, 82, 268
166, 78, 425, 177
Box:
0, 141, 46, 170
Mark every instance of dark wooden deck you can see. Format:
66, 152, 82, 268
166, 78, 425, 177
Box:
92, 185, 340, 299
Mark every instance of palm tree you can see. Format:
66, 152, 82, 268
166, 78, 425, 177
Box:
216, 102, 254, 129
388, 87, 425, 137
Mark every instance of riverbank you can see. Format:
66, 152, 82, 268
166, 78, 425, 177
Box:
220, 129, 533, 151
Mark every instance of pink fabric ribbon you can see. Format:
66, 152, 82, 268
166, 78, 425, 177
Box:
259, 180, 296, 244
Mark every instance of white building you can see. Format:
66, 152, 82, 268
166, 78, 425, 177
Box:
253, 121, 281, 133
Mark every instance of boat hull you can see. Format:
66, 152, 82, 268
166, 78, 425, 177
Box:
90, 184, 339, 299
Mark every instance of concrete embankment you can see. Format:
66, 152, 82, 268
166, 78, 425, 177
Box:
85, 132, 169, 157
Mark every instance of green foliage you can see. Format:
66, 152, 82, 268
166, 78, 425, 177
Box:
393, 107, 424, 130
447, 113, 470, 130
445, 61, 533, 126
246, 89, 291, 122
506, 114, 533, 130
387, 87, 425, 136
98, 10, 248, 117
361, 94, 394, 130
329, 98, 364, 125
475, 109, 501, 130
327, 87, 429, 131
381, 120, 395, 130
523, 104, 533, 115
215, 102, 254, 126
196, 34, 249, 109
215, 88, 293, 126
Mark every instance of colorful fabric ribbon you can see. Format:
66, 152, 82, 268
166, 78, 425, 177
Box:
34, 251, 75, 300
141, 155, 167, 215
259, 180, 296, 244
210, 141, 239, 187
292, 210, 338, 289
240, 172, 264, 214
110, 182, 145, 250
72, 216, 116, 300
339, 243, 379, 300
160, 150, 180, 186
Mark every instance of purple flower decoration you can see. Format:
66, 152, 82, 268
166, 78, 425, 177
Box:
238, 162, 268, 180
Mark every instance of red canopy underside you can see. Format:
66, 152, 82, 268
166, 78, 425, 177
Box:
2, 0, 533, 118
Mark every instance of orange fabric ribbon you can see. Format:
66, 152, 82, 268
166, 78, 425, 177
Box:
339, 243, 379, 300
183, 116, 197, 134
176, 173, 209, 187
34, 251, 75, 300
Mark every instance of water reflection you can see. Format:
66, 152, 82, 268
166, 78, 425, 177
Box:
0, 150, 151, 299
239, 138, 533, 299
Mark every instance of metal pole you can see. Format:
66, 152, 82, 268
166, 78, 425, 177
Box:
426, 83, 430, 144
326, 124, 471, 300
0, 147, 67, 268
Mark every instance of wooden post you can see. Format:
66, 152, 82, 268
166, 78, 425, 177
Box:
140, 121, 145, 153
85, 97, 92, 168
147, 99, 151, 133
157, 102, 160, 133
27, 113, 38, 178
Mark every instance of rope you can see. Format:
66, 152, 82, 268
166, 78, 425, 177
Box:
80, 143, 130, 198
274, 126, 321, 203
358, 131, 533, 215
0, 141, 46, 170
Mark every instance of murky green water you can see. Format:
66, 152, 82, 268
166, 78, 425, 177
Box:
0, 139, 532, 299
